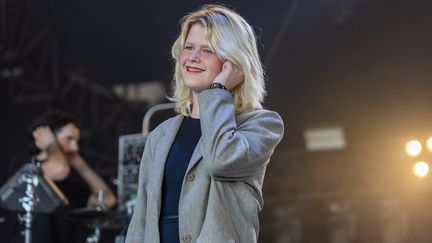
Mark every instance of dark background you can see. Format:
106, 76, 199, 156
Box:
1, 0, 432, 242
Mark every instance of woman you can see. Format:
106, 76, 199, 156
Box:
9, 111, 116, 243
126, 4, 284, 243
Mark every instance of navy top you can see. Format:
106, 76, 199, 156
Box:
159, 116, 201, 242
160, 116, 201, 218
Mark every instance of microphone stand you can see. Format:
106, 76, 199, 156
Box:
18, 161, 42, 243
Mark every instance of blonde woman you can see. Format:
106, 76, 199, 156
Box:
126, 4, 284, 243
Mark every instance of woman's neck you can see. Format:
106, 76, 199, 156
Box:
190, 92, 200, 118
34, 151, 49, 162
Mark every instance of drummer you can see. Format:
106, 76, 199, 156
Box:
8, 111, 117, 243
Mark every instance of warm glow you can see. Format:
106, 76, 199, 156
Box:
413, 161, 429, 178
426, 137, 432, 152
405, 140, 422, 157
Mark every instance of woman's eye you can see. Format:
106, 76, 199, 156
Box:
203, 49, 214, 54
184, 46, 193, 50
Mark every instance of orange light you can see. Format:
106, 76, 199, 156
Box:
405, 140, 422, 157
426, 137, 432, 153
413, 161, 429, 178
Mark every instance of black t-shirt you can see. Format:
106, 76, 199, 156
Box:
8, 154, 91, 243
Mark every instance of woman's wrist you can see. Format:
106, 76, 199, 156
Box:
210, 82, 227, 90
45, 142, 58, 154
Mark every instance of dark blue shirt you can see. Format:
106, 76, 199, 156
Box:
160, 116, 201, 217
159, 116, 201, 242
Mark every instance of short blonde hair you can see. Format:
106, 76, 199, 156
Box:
170, 4, 266, 115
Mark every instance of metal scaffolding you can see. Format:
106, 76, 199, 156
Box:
0, 0, 148, 174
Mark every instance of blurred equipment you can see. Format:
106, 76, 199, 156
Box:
0, 162, 68, 243
112, 81, 166, 106
117, 102, 176, 206
303, 125, 346, 152
66, 190, 127, 243
66, 207, 127, 229
115, 102, 175, 242
117, 133, 148, 206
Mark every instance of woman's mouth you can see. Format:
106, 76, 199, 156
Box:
186, 66, 205, 73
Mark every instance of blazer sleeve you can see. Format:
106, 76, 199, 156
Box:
125, 132, 153, 243
197, 88, 284, 181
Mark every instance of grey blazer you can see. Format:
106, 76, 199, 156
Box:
126, 89, 284, 243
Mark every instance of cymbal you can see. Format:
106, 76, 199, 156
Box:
66, 207, 128, 229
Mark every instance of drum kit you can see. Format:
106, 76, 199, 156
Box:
65, 191, 135, 243
0, 162, 136, 243
66, 205, 132, 242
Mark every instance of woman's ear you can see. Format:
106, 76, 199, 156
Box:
32, 129, 38, 139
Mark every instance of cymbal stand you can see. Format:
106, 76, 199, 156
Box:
86, 190, 103, 243
86, 227, 101, 243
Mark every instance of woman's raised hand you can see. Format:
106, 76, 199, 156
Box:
212, 61, 244, 91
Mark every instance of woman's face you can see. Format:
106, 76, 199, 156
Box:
55, 123, 80, 155
179, 23, 224, 93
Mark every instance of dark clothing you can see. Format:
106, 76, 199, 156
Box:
8, 155, 91, 243
159, 116, 201, 243
159, 216, 180, 243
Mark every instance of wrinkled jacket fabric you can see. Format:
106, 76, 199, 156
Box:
126, 89, 284, 243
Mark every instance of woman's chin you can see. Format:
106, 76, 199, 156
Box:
184, 84, 209, 93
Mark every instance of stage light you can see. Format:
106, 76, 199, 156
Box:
405, 140, 422, 157
426, 137, 432, 153
413, 161, 429, 178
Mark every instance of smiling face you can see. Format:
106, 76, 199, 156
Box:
179, 23, 224, 93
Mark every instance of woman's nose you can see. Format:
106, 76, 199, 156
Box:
188, 50, 200, 62
71, 141, 79, 152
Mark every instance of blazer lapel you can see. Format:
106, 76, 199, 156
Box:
186, 137, 203, 173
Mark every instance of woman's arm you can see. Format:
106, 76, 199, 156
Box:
40, 142, 71, 181
198, 88, 284, 181
69, 155, 117, 208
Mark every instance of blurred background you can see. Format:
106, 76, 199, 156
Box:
1, 0, 432, 242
